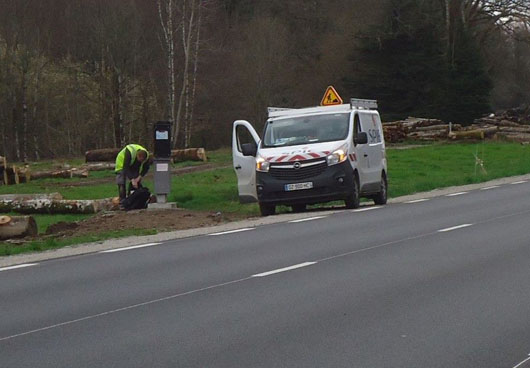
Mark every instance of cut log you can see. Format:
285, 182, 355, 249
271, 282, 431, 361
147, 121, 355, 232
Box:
0, 193, 63, 201
414, 124, 449, 132
0, 199, 102, 214
31, 168, 89, 180
0, 216, 38, 240
85, 148, 121, 162
171, 148, 207, 162
448, 130, 485, 140
82, 162, 116, 171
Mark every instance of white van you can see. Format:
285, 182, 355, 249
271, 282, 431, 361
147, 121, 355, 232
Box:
232, 99, 387, 216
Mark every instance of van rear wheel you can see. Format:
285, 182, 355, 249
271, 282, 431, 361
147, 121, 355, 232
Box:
373, 173, 387, 205
345, 176, 360, 209
259, 203, 276, 216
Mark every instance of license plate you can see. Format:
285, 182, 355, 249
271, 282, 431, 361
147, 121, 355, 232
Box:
284, 182, 313, 191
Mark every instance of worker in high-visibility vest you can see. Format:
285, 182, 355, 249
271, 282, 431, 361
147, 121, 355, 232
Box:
115, 144, 151, 202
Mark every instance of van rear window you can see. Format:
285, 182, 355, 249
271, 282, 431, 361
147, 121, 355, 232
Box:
262, 113, 349, 147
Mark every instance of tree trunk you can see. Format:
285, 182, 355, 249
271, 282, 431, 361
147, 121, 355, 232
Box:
0, 215, 38, 240
30, 168, 89, 180
85, 148, 121, 162
0, 193, 63, 201
0, 199, 105, 214
171, 148, 207, 162
449, 130, 485, 140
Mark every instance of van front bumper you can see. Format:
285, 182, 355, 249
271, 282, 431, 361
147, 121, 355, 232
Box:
256, 161, 354, 206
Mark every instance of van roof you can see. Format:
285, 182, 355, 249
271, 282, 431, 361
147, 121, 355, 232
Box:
268, 98, 378, 119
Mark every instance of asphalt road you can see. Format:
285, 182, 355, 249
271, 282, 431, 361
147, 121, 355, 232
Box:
1, 180, 530, 367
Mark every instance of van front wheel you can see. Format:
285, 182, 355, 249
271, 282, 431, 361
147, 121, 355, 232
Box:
373, 173, 387, 205
345, 176, 360, 209
259, 203, 276, 216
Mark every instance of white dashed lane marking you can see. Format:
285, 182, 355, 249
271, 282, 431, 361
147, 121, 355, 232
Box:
289, 216, 327, 223
252, 262, 317, 277
0, 263, 38, 272
481, 186, 500, 190
208, 228, 254, 236
438, 224, 473, 232
405, 199, 429, 204
352, 206, 381, 212
511, 181, 527, 185
100, 243, 161, 253
446, 192, 468, 197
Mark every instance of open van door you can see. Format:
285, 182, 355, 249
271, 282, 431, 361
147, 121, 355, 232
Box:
232, 120, 261, 203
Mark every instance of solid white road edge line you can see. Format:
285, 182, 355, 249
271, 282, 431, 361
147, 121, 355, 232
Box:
252, 262, 317, 277
513, 354, 530, 368
0, 263, 38, 272
511, 181, 527, 185
100, 243, 161, 253
438, 224, 473, 232
289, 216, 327, 223
481, 185, 500, 190
405, 199, 429, 203
208, 228, 254, 236
352, 206, 381, 212
446, 192, 468, 197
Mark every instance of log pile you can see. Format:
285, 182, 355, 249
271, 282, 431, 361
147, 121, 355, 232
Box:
0, 215, 38, 240
383, 108, 530, 143
471, 107, 530, 143
383, 117, 460, 142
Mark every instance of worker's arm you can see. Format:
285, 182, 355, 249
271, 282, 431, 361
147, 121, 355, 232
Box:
123, 149, 132, 176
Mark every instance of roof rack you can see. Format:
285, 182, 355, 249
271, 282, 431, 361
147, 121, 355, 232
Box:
350, 98, 378, 110
267, 98, 378, 118
267, 104, 351, 118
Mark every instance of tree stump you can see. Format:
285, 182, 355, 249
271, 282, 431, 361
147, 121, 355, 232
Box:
0, 216, 38, 240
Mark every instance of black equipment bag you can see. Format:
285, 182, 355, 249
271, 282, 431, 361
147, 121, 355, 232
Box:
122, 186, 151, 210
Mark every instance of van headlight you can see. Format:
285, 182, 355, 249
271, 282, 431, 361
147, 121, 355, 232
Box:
326, 149, 347, 166
256, 157, 270, 172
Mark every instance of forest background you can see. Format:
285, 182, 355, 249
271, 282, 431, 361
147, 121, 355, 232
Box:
0, 0, 529, 161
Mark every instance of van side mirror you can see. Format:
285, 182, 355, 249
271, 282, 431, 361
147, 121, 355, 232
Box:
241, 142, 257, 156
354, 132, 368, 145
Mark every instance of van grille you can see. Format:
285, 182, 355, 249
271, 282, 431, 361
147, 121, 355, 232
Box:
269, 160, 328, 180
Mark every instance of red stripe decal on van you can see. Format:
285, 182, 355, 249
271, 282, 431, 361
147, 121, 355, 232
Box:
289, 155, 306, 162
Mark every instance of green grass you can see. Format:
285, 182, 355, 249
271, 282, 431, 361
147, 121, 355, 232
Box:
386, 142, 530, 197
0, 228, 157, 256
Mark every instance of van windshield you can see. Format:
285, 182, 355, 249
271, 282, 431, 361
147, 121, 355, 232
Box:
262, 113, 350, 147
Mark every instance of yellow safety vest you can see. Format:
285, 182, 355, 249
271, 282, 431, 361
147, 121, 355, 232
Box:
115, 144, 149, 173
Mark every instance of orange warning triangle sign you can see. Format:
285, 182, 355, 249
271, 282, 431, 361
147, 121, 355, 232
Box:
320, 86, 343, 106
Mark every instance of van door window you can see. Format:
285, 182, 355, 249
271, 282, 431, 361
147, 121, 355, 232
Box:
236, 125, 254, 152
353, 114, 361, 145
360, 113, 382, 144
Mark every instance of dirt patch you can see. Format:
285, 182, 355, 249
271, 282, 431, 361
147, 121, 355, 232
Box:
45, 208, 242, 237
